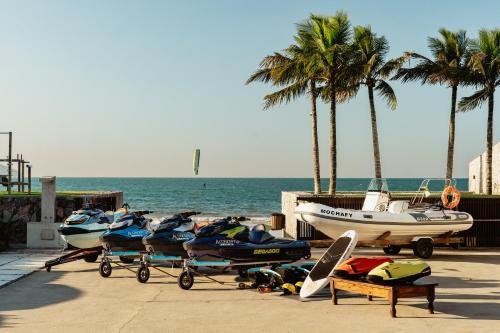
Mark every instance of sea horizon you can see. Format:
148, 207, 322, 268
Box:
27, 177, 469, 218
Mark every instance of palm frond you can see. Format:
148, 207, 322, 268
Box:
375, 80, 397, 110
263, 80, 309, 110
458, 88, 489, 112
378, 54, 410, 78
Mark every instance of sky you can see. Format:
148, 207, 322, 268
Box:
0, 0, 499, 178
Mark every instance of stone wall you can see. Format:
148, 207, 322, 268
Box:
0, 192, 122, 249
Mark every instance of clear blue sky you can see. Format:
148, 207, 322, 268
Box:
0, 0, 498, 178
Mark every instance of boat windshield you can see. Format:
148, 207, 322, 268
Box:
410, 178, 456, 206
367, 178, 389, 193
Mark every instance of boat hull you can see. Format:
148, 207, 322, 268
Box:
295, 203, 473, 241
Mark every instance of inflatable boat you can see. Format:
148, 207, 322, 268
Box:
295, 179, 473, 242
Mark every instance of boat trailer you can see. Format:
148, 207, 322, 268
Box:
310, 231, 463, 259
44, 246, 102, 272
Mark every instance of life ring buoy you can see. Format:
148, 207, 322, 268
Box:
442, 186, 460, 209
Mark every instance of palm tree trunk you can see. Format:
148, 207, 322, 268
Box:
329, 85, 337, 195
446, 85, 457, 180
486, 92, 494, 195
310, 81, 321, 194
368, 85, 382, 179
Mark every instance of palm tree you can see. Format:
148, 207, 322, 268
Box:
459, 29, 500, 195
352, 26, 407, 179
299, 12, 357, 194
246, 32, 324, 194
394, 29, 471, 180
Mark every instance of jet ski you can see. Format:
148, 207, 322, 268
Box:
99, 209, 154, 252
142, 211, 199, 257
333, 257, 393, 279
366, 261, 431, 285
58, 205, 115, 249
183, 218, 310, 263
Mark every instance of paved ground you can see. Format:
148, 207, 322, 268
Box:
0, 248, 499, 332
0, 250, 60, 288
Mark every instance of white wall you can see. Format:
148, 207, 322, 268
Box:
468, 142, 500, 194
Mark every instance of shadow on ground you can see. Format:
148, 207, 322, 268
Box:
0, 271, 82, 328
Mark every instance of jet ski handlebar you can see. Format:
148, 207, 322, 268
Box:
179, 211, 201, 218
133, 210, 154, 216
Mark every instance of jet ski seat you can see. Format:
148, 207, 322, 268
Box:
249, 224, 275, 244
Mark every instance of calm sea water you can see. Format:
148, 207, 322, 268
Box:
30, 178, 468, 217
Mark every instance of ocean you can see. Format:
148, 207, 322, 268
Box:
30, 178, 468, 218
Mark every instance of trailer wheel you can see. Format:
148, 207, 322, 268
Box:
84, 253, 99, 263
238, 268, 248, 278
99, 260, 112, 278
119, 256, 134, 264
383, 245, 401, 255
413, 239, 433, 259
178, 271, 194, 290
136, 265, 150, 283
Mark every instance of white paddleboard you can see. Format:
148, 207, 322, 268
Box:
300, 230, 358, 298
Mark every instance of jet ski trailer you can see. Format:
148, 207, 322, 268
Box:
295, 179, 473, 258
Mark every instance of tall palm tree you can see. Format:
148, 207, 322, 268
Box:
299, 12, 357, 194
246, 32, 324, 194
459, 29, 500, 195
394, 29, 471, 181
352, 26, 407, 179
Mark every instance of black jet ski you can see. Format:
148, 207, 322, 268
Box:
142, 211, 199, 257
183, 218, 310, 262
99, 209, 154, 252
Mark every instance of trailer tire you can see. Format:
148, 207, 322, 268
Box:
119, 256, 134, 264
413, 239, 433, 259
99, 260, 112, 278
178, 271, 194, 290
238, 268, 248, 278
136, 265, 150, 283
84, 253, 99, 263
383, 245, 401, 255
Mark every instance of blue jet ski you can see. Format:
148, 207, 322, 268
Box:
183, 218, 310, 263
99, 209, 154, 253
142, 211, 199, 257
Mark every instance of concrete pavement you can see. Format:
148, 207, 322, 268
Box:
0, 248, 499, 332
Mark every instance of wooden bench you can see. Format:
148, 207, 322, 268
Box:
330, 278, 437, 317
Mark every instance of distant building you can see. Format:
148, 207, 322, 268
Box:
469, 142, 500, 194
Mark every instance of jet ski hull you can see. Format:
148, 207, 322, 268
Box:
59, 231, 106, 249
295, 202, 473, 241
142, 231, 194, 257
100, 228, 150, 252
183, 235, 310, 262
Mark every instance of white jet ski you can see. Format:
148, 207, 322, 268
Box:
295, 179, 473, 243
58, 205, 121, 249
